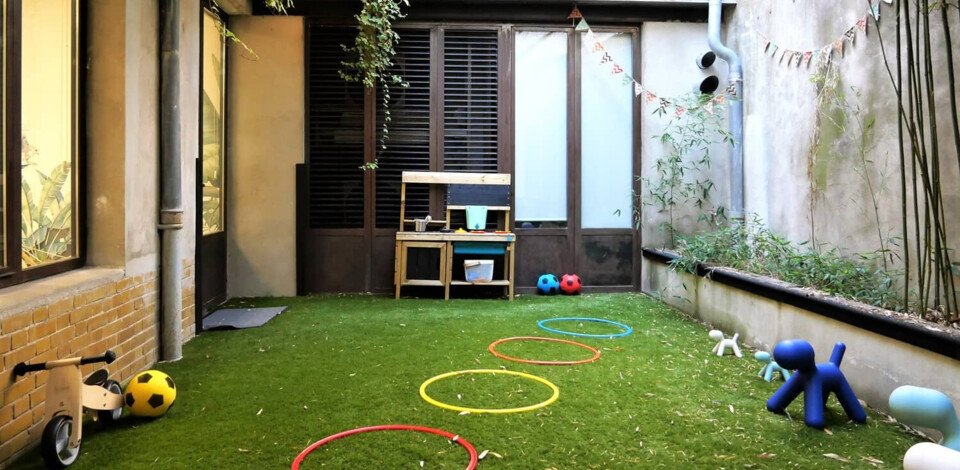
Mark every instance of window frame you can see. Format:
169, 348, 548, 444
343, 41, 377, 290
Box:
200, 7, 227, 236
0, 0, 85, 290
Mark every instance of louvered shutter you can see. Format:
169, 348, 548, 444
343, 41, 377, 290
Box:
306, 26, 365, 229
375, 29, 432, 228
443, 30, 499, 173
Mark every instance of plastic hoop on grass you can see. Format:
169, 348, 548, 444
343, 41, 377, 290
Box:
488, 336, 601, 365
537, 317, 633, 339
291, 424, 478, 470
419, 369, 559, 414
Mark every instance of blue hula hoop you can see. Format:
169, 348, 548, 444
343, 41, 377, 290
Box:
537, 317, 633, 339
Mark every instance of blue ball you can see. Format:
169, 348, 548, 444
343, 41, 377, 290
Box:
537, 274, 560, 295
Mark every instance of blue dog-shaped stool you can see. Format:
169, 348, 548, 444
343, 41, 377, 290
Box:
765, 339, 867, 429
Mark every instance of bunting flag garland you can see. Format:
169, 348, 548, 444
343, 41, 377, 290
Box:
757, 1, 890, 70
574, 14, 738, 117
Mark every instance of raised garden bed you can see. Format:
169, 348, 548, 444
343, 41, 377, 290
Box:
642, 247, 960, 412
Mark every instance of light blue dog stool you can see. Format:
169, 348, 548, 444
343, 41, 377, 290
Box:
755, 351, 791, 382
889, 385, 960, 451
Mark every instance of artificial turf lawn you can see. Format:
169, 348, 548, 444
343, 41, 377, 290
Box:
10, 293, 924, 469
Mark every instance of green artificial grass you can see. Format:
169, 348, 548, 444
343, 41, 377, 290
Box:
10, 293, 923, 469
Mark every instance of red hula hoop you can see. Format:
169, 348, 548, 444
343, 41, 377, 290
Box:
291, 424, 478, 470
488, 336, 601, 365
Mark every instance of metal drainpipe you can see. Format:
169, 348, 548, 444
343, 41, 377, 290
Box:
159, 0, 183, 362
707, 0, 744, 220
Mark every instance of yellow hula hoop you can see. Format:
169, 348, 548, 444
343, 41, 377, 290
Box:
419, 369, 560, 414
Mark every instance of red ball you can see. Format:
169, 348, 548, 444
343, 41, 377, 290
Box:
559, 274, 582, 295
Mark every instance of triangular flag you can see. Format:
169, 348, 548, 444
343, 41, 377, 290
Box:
763, 40, 771, 52
659, 98, 671, 109
856, 15, 868, 33
575, 18, 590, 32
802, 51, 813, 67
568, 5, 583, 20
703, 102, 715, 115
818, 45, 832, 66
634, 82, 644, 97
621, 74, 633, 85
870, 1, 881, 20
592, 41, 605, 53
845, 26, 857, 44
586, 30, 598, 43
770, 44, 779, 57
674, 106, 686, 118
644, 91, 657, 103
600, 52, 613, 64
714, 94, 726, 106
611, 63, 624, 75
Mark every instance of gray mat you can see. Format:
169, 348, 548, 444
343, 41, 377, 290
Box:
202, 307, 287, 331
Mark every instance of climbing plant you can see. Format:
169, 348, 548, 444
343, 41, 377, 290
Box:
339, 0, 410, 171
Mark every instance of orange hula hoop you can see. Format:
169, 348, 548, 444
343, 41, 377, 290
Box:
488, 336, 601, 365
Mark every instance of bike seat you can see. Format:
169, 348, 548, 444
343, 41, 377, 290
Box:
84, 369, 109, 386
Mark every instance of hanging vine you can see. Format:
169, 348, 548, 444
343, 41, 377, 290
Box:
339, 0, 410, 171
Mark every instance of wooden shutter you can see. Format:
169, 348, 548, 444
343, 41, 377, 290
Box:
306, 25, 365, 229
375, 29, 431, 228
443, 30, 499, 173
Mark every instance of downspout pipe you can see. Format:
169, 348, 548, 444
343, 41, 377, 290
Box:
159, 0, 183, 362
707, 0, 744, 220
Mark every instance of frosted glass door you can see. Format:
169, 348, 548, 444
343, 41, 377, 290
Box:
515, 31, 567, 227
581, 32, 633, 229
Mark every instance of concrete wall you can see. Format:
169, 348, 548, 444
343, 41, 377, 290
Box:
722, 1, 959, 260
226, 16, 305, 298
640, 22, 730, 246
643, 258, 960, 415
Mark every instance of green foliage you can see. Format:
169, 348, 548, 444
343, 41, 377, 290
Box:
672, 216, 902, 310
340, 0, 410, 171
642, 92, 732, 246
20, 136, 72, 267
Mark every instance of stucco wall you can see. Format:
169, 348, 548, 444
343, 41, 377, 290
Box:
640, 22, 730, 247
226, 16, 305, 298
642, 258, 960, 416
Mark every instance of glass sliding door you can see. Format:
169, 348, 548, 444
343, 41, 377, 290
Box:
580, 32, 633, 229
515, 31, 567, 228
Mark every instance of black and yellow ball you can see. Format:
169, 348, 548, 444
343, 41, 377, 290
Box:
124, 370, 177, 417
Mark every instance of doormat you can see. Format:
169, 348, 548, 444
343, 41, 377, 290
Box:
201, 306, 287, 331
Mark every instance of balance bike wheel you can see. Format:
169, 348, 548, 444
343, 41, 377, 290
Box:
98, 380, 123, 425
42, 415, 80, 468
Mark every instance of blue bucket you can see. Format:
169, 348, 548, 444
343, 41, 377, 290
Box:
465, 205, 488, 230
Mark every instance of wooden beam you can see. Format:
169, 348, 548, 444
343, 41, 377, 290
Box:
401, 171, 511, 185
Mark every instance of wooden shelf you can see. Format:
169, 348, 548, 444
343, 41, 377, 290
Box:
401, 279, 445, 287
450, 280, 511, 286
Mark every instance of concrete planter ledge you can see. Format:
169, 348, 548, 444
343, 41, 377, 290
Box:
642, 247, 960, 361
641, 246, 960, 411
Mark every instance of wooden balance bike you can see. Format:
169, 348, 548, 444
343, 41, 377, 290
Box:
13, 350, 124, 468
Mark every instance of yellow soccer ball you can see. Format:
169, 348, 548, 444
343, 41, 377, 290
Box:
124, 370, 177, 417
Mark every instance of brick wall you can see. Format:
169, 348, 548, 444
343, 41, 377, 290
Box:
0, 261, 195, 464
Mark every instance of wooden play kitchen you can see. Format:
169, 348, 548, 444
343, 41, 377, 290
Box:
394, 171, 516, 300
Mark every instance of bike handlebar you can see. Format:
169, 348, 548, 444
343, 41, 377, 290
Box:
13, 350, 116, 377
